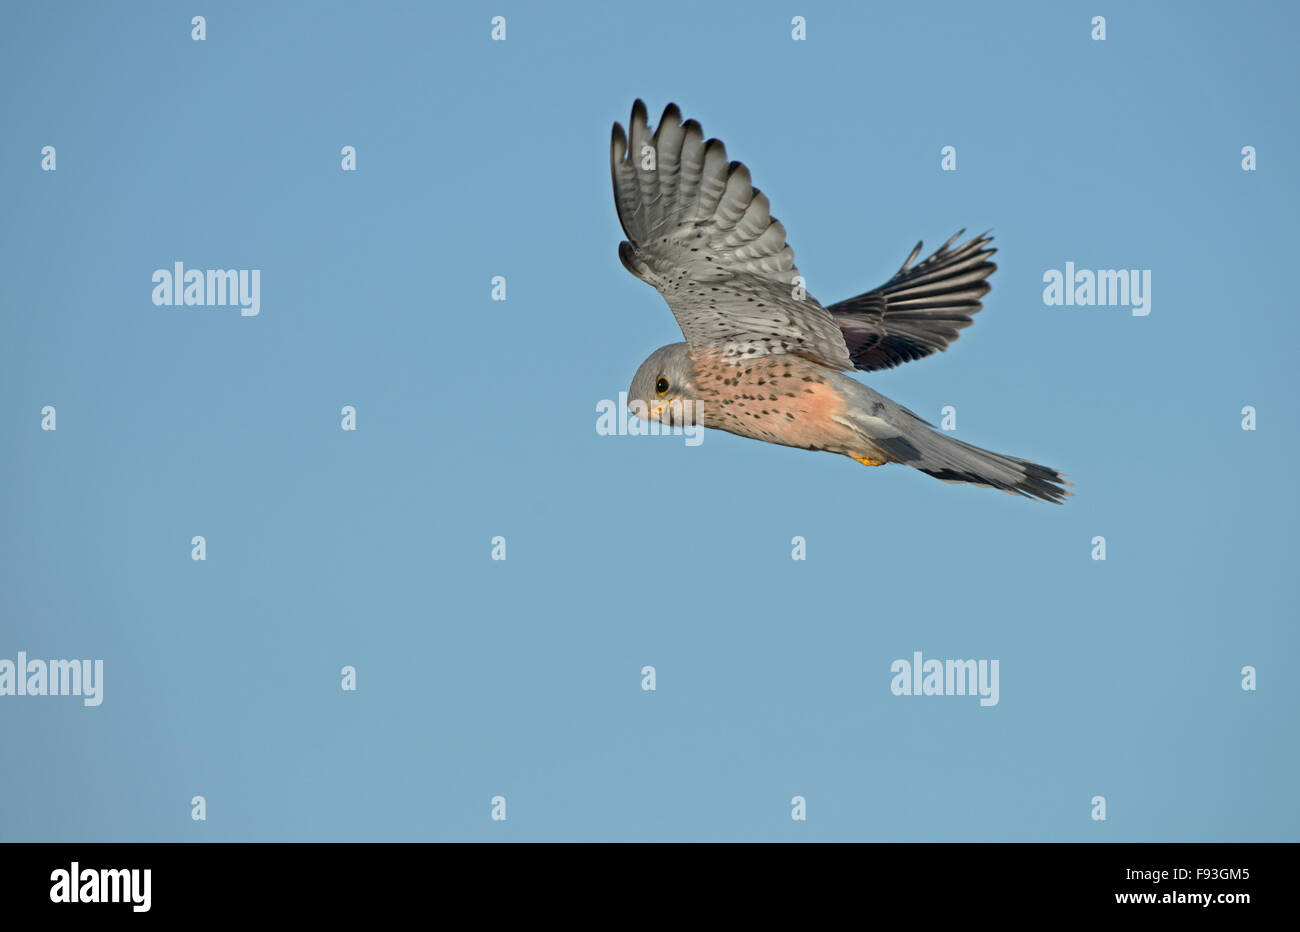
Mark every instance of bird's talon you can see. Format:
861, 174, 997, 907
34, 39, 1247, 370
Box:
851, 454, 887, 467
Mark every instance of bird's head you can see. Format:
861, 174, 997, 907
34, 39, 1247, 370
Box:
628, 342, 698, 427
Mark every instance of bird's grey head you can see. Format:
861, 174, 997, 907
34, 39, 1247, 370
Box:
628, 342, 698, 427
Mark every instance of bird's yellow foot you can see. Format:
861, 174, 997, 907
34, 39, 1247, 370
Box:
850, 454, 887, 467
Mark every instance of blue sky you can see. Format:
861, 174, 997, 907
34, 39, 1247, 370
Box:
1, 0, 1296, 840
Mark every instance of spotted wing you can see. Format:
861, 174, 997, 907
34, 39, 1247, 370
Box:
611, 100, 853, 371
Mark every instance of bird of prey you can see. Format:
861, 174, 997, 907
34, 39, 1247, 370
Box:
612, 100, 1070, 503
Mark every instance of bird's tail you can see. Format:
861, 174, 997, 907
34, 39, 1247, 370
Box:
840, 382, 1072, 504
904, 429, 1071, 503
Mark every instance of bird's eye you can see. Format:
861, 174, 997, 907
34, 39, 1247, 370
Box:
655, 376, 670, 396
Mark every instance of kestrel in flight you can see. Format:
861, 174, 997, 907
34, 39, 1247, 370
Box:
613, 100, 1070, 503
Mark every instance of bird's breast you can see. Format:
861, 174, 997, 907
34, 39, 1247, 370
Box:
687, 352, 862, 453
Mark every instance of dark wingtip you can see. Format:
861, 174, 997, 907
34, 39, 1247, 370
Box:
1017, 463, 1073, 504
939, 229, 964, 252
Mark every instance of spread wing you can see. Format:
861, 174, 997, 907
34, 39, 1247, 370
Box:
827, 231, 997, 372
611, 100, 854, 371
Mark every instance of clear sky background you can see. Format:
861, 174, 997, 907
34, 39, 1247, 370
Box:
1, 0, 1296, 841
